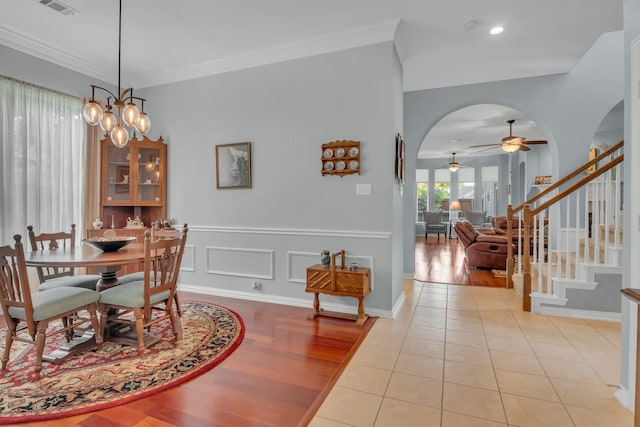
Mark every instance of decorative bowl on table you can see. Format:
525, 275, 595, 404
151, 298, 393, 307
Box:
82, 236, 137, 252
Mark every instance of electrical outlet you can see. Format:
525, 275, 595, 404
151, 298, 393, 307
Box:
251, 281, 262, 291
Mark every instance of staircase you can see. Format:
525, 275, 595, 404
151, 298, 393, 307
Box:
507, 141, 624, 320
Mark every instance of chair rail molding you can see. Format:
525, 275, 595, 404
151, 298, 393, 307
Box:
189, 225, 391, 240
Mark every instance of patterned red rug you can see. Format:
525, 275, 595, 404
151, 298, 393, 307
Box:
0, 301, 244, 424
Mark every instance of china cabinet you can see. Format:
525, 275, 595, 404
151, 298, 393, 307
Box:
86, 134, 167, 275
97, 134, 167, 229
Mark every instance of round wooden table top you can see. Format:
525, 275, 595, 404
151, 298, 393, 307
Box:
25, 243, 145, 268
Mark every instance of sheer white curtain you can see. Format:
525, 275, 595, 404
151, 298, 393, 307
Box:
0, 76, 86, 244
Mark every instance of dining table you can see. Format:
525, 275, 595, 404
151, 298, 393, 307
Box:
25, 242, 146, 292
23, 242, 147, 363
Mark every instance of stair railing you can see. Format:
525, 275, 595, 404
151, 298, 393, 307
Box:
505, 140, 624, 311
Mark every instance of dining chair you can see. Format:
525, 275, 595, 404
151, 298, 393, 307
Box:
117, 225, 186, 316
98, 225, 188, 356
27, 224, 101, 291
0, 234, 103, 380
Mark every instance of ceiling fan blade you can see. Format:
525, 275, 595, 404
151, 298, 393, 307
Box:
522, 140, 548, 145
518, 145, 531, 152
469, 143, 502, 148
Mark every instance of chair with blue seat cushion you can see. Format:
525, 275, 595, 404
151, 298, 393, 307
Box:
28, 224, 101, 291
99, 225, 188, 356
0, 234, 103, 380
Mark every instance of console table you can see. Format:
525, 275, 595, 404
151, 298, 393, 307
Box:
306, 250, 370, 326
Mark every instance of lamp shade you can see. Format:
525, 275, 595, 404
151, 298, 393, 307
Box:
450, 200, 462, 211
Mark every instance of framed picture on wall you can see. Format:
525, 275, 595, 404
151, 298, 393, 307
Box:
215, 142, 252, 189
395, 133, 405, 183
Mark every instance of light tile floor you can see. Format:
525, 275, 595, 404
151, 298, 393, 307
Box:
310, 280, 633, 427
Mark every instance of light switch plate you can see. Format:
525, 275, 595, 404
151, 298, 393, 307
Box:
356, 184, 372, 195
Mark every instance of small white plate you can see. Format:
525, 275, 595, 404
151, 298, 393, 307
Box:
336, 148, 345, 157
349, 160, 359, 170
323, 161, 334, 170
336, 161, 346, 170
349, 147, 359, 157
323, 149, 333, 158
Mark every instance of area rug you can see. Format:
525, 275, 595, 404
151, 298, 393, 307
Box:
0, 301, 244, 424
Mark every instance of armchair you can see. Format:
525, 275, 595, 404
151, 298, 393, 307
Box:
423, 211, 448, 239
453, 219, 514, 270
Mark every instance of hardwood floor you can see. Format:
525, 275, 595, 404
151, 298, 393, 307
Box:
5, 241, 502, 426
414, 235, 507, 287
12, 293, 374, 427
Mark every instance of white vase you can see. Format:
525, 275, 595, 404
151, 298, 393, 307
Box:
92, 217, 103, 229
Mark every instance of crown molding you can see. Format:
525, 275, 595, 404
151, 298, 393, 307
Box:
132, 20, 400, 88
1, 20, 398, 89
0, 24, 113, 84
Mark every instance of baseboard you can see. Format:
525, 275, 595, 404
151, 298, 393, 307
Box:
178, 283, 395, 319
615, 385, 633, 410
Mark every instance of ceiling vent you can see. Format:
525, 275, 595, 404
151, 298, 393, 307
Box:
35, 0, 78, 16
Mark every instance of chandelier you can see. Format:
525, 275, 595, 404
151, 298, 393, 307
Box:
82, 0, 150, 148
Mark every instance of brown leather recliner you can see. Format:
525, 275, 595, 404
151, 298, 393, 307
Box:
491, 216, 548, 255
454, 219, 514, 270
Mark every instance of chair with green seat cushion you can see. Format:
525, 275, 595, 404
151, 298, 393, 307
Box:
117, 225, 186, 316
0, 234, 103, 380
99, 225, 188, 357
28, 224, 101, 291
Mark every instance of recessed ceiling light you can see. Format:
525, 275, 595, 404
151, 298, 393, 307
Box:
490, 26, 504, 35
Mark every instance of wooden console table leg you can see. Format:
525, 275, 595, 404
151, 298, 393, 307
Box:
355, 296, 369, 326
308, 292, 321, 320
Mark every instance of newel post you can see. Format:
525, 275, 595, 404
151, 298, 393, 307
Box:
522, 204, 532, 312
506, 205, 514, 289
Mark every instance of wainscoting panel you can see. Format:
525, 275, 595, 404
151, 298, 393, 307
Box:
287, 251, 320, 284
206, 246, 275, 280
181, 244, 195, 272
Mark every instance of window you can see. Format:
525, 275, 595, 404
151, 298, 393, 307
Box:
416, 169, 428, 219
434, 169, 451, 211
458, 167, 475, 209
0, 76, 86, 243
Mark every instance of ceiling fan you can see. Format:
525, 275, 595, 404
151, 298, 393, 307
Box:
447, 152, 464, 172
470, 119, 548, 153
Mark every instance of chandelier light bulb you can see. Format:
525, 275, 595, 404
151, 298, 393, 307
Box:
99, 110, 117, 133
111, 124, 130, 148
135, 112, 151, 135
122, 103, 140, 128
82, 100, 103, 125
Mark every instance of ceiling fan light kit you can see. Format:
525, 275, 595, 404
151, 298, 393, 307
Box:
448, 152, 460, 172
469, 119, 547, 153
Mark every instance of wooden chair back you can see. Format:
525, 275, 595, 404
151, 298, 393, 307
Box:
142, 225, 188, 322
0, 235, 36, 336
27, 224, 78, 283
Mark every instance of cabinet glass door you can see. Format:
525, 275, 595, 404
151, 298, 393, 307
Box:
105, 145, 133, 202
137, 146, 161, 203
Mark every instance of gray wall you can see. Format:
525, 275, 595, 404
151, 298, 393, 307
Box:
403, 31, 624, 275
1, 42, 405, 316
138, 42, 404, 314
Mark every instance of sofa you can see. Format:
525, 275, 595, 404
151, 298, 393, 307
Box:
453, 219, 514, 270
